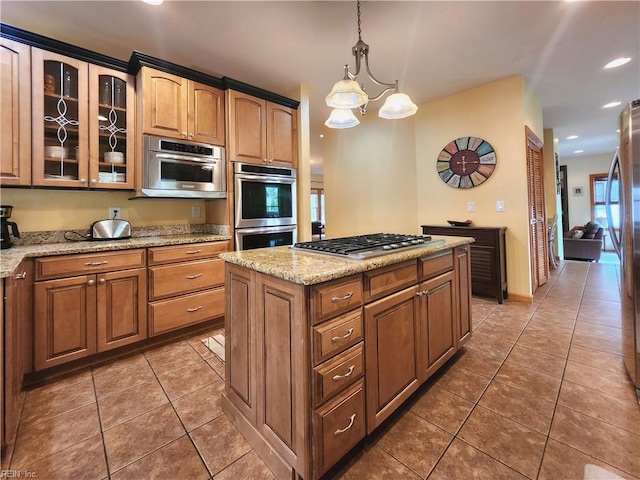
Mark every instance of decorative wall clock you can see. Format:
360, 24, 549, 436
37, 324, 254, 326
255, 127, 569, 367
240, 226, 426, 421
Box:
436, 136, 497, 188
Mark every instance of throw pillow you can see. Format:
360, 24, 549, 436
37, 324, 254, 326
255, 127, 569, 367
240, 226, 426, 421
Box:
585, 221, 600, 234
572, 230, 584, 239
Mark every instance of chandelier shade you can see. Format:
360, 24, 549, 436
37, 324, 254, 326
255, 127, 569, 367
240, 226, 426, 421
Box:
324, 108, 360, 129
378, 93, 418, 119
325, 78, 368, 109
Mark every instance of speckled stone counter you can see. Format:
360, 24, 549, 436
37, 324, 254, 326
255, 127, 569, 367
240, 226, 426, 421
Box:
0, 234, 231, 278
219, 235, 473, 285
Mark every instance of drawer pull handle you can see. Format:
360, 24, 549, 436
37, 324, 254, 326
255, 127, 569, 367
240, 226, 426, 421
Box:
186, 306, 203, 312
331, 291, 353, 302
87, 279, 95, 286
14, 272, 27, 280
185, 249, 203, 255
85, 261, 109, 266
334, 414, 356, 435
186, 274, 203, 280
332, 365, 355, 381
331, 328, 354, 342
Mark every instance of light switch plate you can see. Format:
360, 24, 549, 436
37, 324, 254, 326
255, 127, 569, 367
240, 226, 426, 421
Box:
467, 202, 475, 212
496, 201, 505, 212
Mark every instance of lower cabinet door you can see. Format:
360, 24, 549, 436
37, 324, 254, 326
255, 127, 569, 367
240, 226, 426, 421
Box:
148, 287, 224, 336
34, 275, 97, 370
313, 379, 365, 478
97, 267, 147, 351
419, 270, 457, 380
364, 286, 420, 433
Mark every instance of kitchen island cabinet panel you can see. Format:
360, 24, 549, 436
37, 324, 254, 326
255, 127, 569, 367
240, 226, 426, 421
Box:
419, 271, 457, 380
364, 285, 421, 433
148, 258, 225, 300
311, 308, 363, 366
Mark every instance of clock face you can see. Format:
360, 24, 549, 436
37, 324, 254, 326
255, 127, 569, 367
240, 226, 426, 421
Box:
436, 137, 497, 188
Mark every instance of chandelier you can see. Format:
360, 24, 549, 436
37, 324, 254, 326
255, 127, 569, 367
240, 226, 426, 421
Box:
324, 0, 418, 129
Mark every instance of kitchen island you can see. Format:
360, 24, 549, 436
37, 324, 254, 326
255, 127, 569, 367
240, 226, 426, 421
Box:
219, 235, 473, 480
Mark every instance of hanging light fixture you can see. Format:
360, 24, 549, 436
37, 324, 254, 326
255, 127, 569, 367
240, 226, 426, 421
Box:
325, 0, 417, 128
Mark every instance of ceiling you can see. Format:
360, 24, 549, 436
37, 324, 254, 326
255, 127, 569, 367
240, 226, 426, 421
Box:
2, 1, 638, 175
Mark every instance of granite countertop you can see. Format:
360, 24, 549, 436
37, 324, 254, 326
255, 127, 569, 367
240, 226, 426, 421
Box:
1, 234, 231, 278
219, 235, 473, 285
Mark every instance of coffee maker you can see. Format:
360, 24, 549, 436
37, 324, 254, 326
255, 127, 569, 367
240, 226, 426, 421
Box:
1, 205, 20, 249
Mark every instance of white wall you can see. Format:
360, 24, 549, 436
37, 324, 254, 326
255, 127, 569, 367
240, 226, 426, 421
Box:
560, 152, 615, 228
323, 113, 418, 236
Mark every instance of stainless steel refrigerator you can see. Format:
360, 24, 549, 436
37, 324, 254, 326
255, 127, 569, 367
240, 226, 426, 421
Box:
607, 99, 640, 396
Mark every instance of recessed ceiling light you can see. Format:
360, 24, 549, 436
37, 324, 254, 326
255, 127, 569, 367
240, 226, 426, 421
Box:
320, 134, 324, 138
142, 0, 163, 5
617, 129, 620, 133
605, 57, 631, 69
566, 135, 578, 140
574, 150, 584, 154
603, 101, 622, 108
554, 138, 559, 143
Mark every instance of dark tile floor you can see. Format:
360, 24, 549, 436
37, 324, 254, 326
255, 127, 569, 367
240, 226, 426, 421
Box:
2, 260, 640, 479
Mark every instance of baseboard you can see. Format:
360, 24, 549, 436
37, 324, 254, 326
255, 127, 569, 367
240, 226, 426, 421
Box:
506, 292, 533, 303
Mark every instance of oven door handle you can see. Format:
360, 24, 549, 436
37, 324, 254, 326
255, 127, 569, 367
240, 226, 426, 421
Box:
235, 226, 296, 235
155, 153, 220, 164
234, 173, 296, 184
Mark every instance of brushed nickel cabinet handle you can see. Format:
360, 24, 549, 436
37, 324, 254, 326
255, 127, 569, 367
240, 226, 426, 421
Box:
186, 306, 203, 312
331, 291, 353, 302
14, 272, 27, 280
186, 274, 203, 280
334, 414, 356, 435
85, 261, 109, 266
185, 249, 202, 255
331, 328, 354, 342
332, 365, 355, 381
98, 278, 106, 284
87, 279, 95, 286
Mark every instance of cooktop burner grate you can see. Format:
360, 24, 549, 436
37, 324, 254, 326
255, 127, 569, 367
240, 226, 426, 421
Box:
293, 233, 438, 260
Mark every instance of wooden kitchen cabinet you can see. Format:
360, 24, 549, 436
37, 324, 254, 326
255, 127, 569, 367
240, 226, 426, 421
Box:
2, 260, 33, 450
31, 48, 135, 189
34, 250, 146, 371
138, 67, 225, 145
364, 285, 421, 433
223, 246, 471, 479
0, 37, 31, 186
227, 90, 297, 167
147, 241, 229, 336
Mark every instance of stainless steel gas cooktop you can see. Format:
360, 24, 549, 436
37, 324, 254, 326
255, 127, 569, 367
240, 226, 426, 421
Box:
292, 233, 442, 260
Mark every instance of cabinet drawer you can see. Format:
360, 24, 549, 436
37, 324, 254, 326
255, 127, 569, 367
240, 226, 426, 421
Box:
311, 274, 363, 325
312, 309, 363, 365
149, 258, 225, 300
36, 249, 146, 280
148, 241, 230, 265
313, 380, 365, 477
148, 287, 224, 336
364, 260, 417, 302
418, 250, 453, 281
313, 344, 363, 407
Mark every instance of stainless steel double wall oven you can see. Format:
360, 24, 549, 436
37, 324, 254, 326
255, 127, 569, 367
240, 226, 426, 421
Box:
233, 162, 297, 250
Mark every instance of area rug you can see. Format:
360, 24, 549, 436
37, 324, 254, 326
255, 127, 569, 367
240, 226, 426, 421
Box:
202, 333, 225, 363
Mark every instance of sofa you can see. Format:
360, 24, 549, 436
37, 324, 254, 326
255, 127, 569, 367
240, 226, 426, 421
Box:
563, 221, 604, 262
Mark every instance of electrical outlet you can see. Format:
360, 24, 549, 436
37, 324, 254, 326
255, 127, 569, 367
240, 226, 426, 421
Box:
496, 201, 505, 212
192, 206, 201, 218
108, 207, 122, 219
467, 202, 475, 212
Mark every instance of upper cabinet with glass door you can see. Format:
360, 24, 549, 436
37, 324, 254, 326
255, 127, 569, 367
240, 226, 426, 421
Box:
31, 48, 134, 189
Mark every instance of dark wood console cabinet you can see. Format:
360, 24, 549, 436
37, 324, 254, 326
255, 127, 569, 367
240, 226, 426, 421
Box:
421, 225, 507, 303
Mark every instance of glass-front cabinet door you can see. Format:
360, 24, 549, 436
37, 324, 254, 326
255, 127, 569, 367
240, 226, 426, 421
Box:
89, 65, 134, 189
31, 48, 135, 189
32, 49, 88, 187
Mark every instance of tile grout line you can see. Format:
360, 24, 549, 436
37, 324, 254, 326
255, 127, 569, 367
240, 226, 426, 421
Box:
92, 367, 113, 480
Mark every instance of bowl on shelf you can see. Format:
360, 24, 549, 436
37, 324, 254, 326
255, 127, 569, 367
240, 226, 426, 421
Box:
44, 146, 69, 159
447, 220, 472, 227
104, 151, 124, 164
